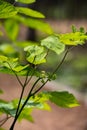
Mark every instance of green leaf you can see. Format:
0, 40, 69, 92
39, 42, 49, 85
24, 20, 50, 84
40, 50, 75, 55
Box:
0, 0, 17, 18
72, 25, 77, 33
15, 41, 39, 48
0, 55, 28, 75
0, 99, 16, 116
14, 15, 53, 34
41, 35, 65, 55
16, 7, 45, 18
24, 45, 47, 65
58, 32, 87, 45
4, 19, 19, 41
15, 0, 35, 4
0, 56, 41, 76
0, 43, 17, 56
79, 27, 85, 33
18, 108, 34, 122
47, 91, 79, 108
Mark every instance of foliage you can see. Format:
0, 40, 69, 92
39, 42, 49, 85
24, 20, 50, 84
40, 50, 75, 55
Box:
0, 0, 87, 130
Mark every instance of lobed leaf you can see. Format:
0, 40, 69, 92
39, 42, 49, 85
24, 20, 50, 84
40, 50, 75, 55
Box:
16, 7, 45, 18
41, 35, 65, 55
15, 0, 36, 4
0, 0, 17, 18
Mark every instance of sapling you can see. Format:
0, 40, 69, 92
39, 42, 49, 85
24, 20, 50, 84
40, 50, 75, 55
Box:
0, 0, 87, 130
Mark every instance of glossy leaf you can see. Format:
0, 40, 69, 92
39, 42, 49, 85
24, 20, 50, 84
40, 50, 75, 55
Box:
15, 0, 35, 4
41, 35, 65, 55
24, 45, 47, 65
58, 32, 87, 45
47, 91, 79, 108
4, 19, 19, 41
16, 7, 45, 18
14, 15, 53, 34
0, 0, 17, 18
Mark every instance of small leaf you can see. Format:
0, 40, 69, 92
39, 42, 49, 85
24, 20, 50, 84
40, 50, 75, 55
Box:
47, 91, 79, 108
16, 7, 45, 18
72, 25, 77, 33
14, 15, 53, 34
15, 0, 35, 4
41, 35, 65, 55
18, 108, 34, 122
0, 0, 17, 18
24, 45, 47, 65
79, 27, 85, 33
4, 19, 19, 41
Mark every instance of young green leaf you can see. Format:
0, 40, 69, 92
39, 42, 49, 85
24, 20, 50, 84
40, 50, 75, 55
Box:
72, 25, 77, 33
15, 0, 35, 4
0, 0, 17, 18
4, 19, 19, 41
47, 91, 79, 108
18, 108, 34, 122
41, 35, 65, 55
58, 32, 87, 45
16, 7, 45, 18
14, 15, 53, 34
24, 45, 47, 65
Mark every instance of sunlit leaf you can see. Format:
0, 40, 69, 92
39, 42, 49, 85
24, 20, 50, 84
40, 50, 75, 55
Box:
46, 91, 79, 108
41, 35, 65, 55
0, 0, 17, 18
16, 7, 45, 18
4, 19, 19, 41
24, 45, 47, 65
14, 15, 53, 34
15, 0, 35, 4
18, 108, 34, 122
58, 32, 87, 45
